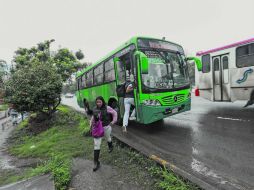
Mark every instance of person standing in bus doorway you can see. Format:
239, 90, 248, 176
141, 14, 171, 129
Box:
122, 72, 136, 133
90, 96, 117, 172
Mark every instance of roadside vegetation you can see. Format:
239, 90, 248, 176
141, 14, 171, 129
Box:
0, 104, 8, 111
1, 105, 200, 190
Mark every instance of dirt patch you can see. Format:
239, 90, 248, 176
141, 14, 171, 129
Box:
70, 159, 142, 190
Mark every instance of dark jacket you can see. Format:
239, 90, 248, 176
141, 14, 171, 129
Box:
125, 82, 134, 98
91, 106, 117, 127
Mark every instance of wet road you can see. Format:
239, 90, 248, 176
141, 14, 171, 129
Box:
62, 95, 254, 190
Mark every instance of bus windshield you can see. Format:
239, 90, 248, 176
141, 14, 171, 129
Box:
141, 50, 189, 90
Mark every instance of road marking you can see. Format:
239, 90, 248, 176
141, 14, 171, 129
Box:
217, 117, 250, 122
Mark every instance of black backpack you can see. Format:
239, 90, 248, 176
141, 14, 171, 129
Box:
116, 83, 126, 97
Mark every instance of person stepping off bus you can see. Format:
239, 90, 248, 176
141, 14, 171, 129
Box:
122, 75, 136, 133
90, 96, 117, 172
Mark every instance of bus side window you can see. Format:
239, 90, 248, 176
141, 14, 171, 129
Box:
86, 70, 93, 87
120, 53, 132, 81
94, 64, 104, 85
81, 74, 86, 88
105, 59, 115, 82
116, 60, 126, 84
202, 54, 211, 73
236, 43, 254, 68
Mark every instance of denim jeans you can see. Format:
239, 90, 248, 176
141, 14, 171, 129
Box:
123, 98, 136, 127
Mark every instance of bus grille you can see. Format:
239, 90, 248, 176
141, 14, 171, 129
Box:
161, 94, 186, 105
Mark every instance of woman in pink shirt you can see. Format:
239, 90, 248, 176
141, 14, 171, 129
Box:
90, 96, 117, 171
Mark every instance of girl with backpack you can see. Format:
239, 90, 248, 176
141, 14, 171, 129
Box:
90, 96, 117, 172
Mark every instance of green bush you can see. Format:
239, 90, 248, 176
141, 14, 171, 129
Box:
9, 105, 87, 190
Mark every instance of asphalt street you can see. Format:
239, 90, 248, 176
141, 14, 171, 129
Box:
62, 95, 254, 190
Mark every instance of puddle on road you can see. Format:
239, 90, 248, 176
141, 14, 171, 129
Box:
0, 156, 15, 169
217, 116, 251, 122
191, 158, 244, 189
191, 158, 221, 179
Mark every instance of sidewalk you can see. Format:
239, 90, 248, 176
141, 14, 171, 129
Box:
0, 117, 55, 190
69, 158, 141, 190
0, 117, 14, 170
0, 174, 55, 190
0, 111, 6, 120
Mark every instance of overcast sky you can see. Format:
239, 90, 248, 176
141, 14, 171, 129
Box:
0, 0, 253, 64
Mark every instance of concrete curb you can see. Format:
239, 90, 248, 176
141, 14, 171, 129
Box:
112, 130, 218, 190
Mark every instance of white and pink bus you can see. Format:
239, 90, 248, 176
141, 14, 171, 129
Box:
195, 37, 254, 107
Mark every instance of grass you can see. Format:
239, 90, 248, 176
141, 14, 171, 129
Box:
6, 105, 89, 190
0, 104, 8, 111
3, 105, 200, 190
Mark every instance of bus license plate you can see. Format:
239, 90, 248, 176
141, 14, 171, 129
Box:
172, 108, 178, 114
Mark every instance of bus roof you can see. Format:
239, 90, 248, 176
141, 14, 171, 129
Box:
76, 36, 182, 78
196, 37, 254, 56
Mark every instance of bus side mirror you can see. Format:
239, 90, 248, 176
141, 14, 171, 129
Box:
137, 52, 149, 74
134, 51, 149, 74
113, 57, 120, 63
141, 56, 149, 74
186, 57, 202, 72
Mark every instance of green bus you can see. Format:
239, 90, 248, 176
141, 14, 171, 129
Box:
76, 36, 198, 124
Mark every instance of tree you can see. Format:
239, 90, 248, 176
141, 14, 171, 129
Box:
62, 81, 77, 94
13, 40, 80, 82
5, 61, 62, 116
0, 60, 8, 96
5, 40, 81, 117
53, 48, 81, 82
75, 49, 84, 60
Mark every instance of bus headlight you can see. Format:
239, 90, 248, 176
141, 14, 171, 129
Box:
143, 99, 161, 106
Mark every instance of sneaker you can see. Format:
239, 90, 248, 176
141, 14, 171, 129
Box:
129, 116, 136, 121
122, 126, 127, 133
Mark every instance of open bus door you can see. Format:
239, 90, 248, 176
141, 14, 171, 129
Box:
113, 57, 126, 120
114, 52, 138, 122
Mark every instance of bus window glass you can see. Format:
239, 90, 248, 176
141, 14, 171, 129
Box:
236, 46, 248, 57
86, 70, 93, 87
222, 56, 228, 70
104, 59, 115, 82
81, 74, 86, 88
116, 60, 125, 84
202, 54, 210, 73
213, 58, 220, 71
236, 43, 254, 67
94, 64, 104, 85
250, 43, 254, 54
141, 50, 189, 89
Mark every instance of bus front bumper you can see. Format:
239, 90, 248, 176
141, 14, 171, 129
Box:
138, 99, 191, 124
